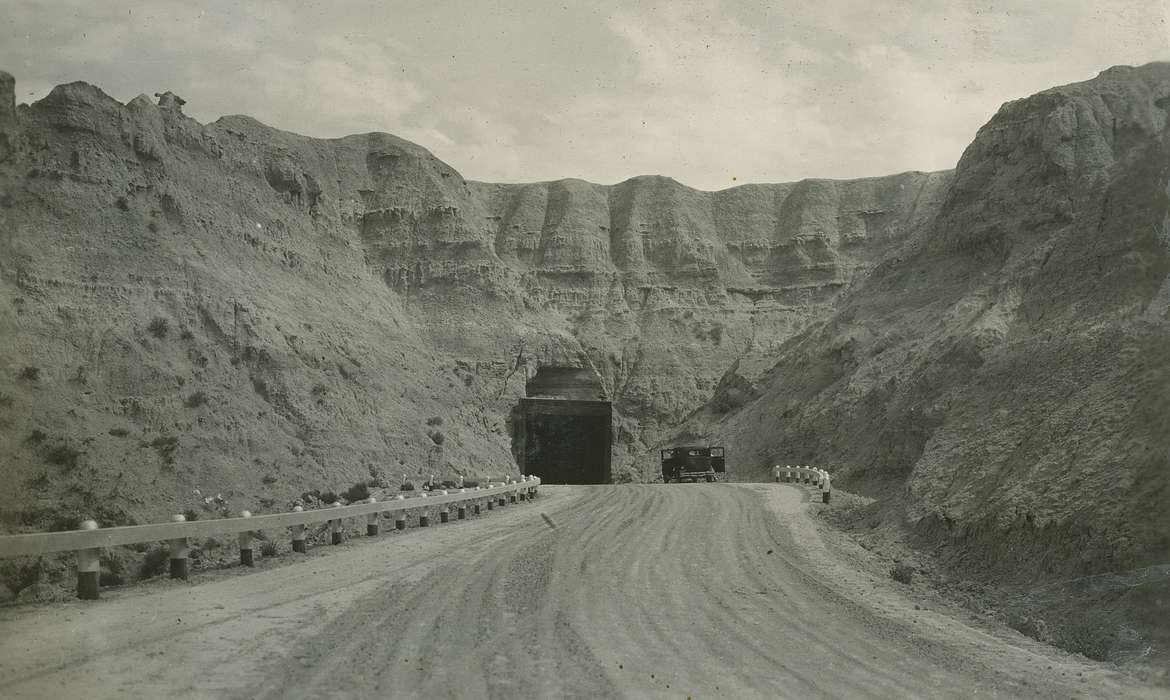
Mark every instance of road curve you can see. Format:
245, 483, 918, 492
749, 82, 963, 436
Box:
0, 485, 1155, 699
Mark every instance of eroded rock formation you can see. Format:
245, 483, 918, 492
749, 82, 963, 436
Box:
0, 75, 947, 525
677, 64, 1170, 589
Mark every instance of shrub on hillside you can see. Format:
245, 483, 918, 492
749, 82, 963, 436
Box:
147, 435, 179, 465
890, 563, 915, 584
45, 443, 81, 471
138, 547, 170, 579
17, 366, 39, 381
400, 481, 416, 491
344, 482, 370, 502
184, 391, 207, 408
319, 491, 339, 505
147, 317, 169, 339
427, 429, 445, 445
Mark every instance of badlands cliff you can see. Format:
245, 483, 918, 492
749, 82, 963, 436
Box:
0, 70, 948, 526
674, 63, 1170, 657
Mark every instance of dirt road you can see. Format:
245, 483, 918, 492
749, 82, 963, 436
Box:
0, 485, 1159, 698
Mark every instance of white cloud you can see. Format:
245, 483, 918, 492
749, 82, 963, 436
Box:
1, 0, 1166, 190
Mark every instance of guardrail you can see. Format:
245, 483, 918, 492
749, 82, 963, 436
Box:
771, 465, 831, 503
0, 477, 541, 601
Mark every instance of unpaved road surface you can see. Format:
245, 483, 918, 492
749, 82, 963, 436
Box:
0, 484, 1161, 699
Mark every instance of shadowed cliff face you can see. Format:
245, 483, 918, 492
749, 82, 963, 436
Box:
0, 70, 948, 524
677, 64, 1170, 588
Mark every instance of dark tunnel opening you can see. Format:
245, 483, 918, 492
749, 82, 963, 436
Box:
515, 398, 612, 484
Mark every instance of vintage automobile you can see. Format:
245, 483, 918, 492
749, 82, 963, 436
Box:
660, 446, 726, 482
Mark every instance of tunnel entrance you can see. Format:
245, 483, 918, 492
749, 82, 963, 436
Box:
518, 398, 612, 484
513, 366, 612, 484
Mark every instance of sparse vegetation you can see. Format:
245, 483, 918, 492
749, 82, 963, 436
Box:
179, 328, 194, 340
319, 491, 339, 505
260, 541, 278, 557
311, 383, 328, 396
138, 547, 170, 579
261, 474, 279, 485
427, 429, 445, 445
17, 366, 39, 381
400, 481, 416, 491
0, 560, 43, 593
49, 514, 81, 531
184, 391, 208, 408
183, 509, 200, 522
344, 482, 370, 502
0, 392, 13, 408
147, 316, 169, 339
26, 429, 46, 444
45, 443, 81, 471
99, 554, 125, 587
108, 427, 129, 437
146, 435, 179, 464
426, 416, 443, 426
890, 563, 915, 584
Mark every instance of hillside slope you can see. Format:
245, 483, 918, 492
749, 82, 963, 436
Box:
673, 63, 1170, 657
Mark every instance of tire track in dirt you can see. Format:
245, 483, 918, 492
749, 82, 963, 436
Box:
242, 485, 1150, 699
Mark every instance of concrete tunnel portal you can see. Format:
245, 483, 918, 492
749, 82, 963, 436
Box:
513, 367, 612, 484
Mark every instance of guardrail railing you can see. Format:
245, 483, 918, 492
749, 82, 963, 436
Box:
0, 477, 541, 601
771, 465, 831, 503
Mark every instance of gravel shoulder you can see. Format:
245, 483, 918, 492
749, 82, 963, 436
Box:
0, 484, 1163, 699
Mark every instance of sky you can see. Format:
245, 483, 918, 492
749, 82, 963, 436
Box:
2, 1, 1167, 190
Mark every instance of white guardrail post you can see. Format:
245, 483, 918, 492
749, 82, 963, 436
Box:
169, 513, 189, 580
239, 510, 254, 567
76, 519, 100, 600
291, 505, 307, 552
395, 495, 407, 530
776, 465, 833, 504
366, 497, 379, 536
330, 501, 343, 544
